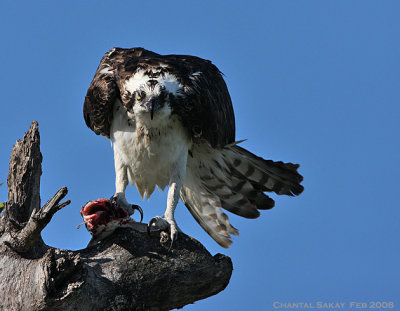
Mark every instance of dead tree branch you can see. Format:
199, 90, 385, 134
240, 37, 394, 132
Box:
0, 122, 232, 311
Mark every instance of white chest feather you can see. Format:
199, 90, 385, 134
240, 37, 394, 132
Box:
110, 101, 191, 199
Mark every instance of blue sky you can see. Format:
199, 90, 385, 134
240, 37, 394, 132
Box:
1, 1, 399, 310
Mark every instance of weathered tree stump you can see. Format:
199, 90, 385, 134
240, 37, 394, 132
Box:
0, 122, 232, 311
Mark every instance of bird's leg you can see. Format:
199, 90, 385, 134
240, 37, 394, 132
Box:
148, 153, 187, 246
112, 149, 143, 222
147, 181, 183, 246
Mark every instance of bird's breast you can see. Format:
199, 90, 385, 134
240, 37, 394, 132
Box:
110, 104, 191, 198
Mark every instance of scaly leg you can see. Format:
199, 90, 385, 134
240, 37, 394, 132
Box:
148, 152, 187, 246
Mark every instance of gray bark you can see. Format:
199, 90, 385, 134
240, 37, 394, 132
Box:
0, 122, 233, 311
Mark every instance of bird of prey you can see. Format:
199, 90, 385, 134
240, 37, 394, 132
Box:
83, 47, 303, 248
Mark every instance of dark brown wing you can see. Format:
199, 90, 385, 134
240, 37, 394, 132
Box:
84, 48, 235, 147
83, 51, 116, 138
83, 47, 160, 138
164, 55, 236, 148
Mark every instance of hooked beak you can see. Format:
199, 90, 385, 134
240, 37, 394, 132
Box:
141, 98, 160, 120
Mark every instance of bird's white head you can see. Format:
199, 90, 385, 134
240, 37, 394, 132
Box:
122, 69, 183, 124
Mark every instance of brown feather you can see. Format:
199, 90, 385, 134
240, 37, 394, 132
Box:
83, 47, 235, 148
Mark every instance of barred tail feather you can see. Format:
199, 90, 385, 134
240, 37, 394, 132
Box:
181, 170, 238, 248
181, 142, 303, 247
228, 145, 304, 197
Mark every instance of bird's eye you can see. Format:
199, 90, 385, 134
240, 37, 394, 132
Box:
135, 93, 142, 100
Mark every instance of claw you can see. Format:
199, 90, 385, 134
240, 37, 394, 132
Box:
132, 204, 143, 223
168, 238, 174, 252
110, 194, 143, 222
109, 194, 118, 205
147, 216, 178, 250
160, 231, 169, 244
169, 228, 178, 250
147, 217, 158, 235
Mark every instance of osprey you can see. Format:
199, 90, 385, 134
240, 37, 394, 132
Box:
83, 47, 303, 248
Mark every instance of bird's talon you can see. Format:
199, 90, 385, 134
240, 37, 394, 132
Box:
147, 217, 158, 235
160, 231, 169, 244
168, 240, 174, 252
110, 194, 143, 222
132, 204, 144, 223
147, 216, 178, 248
